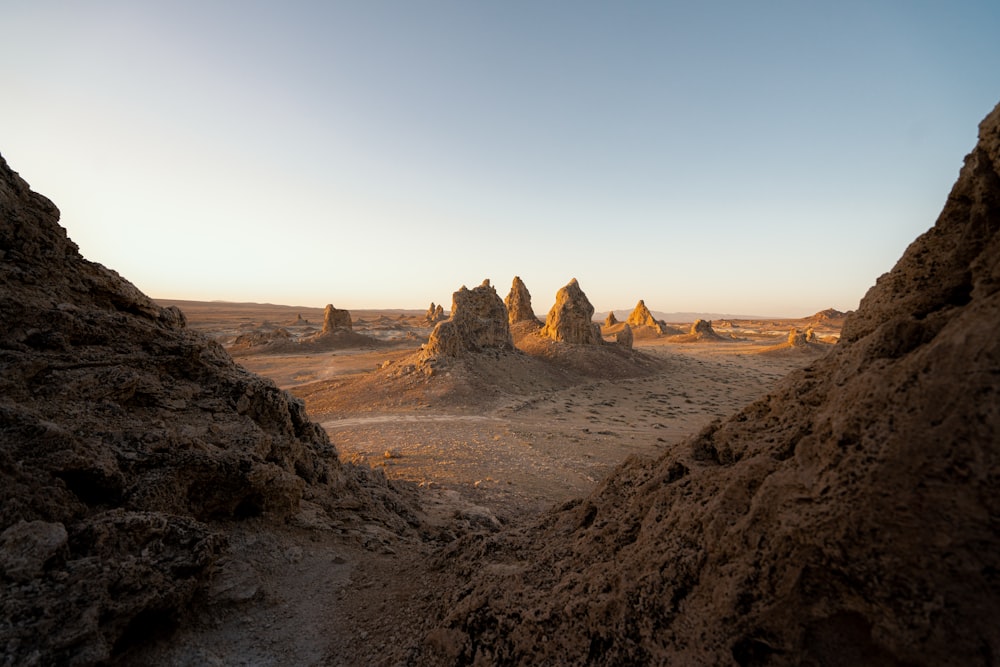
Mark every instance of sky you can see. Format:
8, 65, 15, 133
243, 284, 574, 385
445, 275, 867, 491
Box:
2, 1, 999, 317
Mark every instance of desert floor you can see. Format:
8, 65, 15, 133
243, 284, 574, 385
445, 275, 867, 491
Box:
139, 300, 840, 666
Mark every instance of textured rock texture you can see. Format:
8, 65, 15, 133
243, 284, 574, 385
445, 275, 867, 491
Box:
425, 302, 446, 324
0, 153, 407, 664
321, 304, 353, 332
423, 280, 514, 358
625, 300, 657, 327
689, 318, 721, 338
615, 323, 633, 351
604, 311, 618, 326
504, 276, 539, 324
429, 103, 1000, 665
540, 279, 601, 345
786, 328, 808, 346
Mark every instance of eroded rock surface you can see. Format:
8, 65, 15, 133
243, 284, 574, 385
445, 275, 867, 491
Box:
504, 276, 539, 324
0, 153, 410, 665
321, 304, 353, 332
615, 323, 633, 350
625, 299, 657, 327
540, 278, 601, 345
423, 280, 514, 358
428, 103, 1000, 665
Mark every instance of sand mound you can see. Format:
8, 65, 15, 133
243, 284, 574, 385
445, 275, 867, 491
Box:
540, 278, 602, 345
427, 102, 1000, 665
0, 154, 413, 664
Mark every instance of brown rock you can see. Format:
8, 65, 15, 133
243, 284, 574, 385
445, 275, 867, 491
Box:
321, 304, 352, 332
423, 279, 514, 358
432, 103, 1000, 666
425, 302, 446, 323
0, 152, 413, 664
690, 318, 721, 339
626, 299, 658, 327
504, 276, 539, 324
604, 311, 618, 326
540, 278, 601, 345
615, 323, 633, 350
787, 327, 808, 346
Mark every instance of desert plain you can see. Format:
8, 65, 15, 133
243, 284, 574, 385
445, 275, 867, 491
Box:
138, 294, 843, 665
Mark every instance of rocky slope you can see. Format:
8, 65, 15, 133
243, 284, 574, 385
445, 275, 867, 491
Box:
0, 154, 412, 664
427, 103, 1000, 665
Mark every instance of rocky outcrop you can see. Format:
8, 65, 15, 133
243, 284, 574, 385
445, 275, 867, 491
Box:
504, 276, 538, 324
786, 327, 808, 346
431, 103, 1000, 666
423, 280, 514, 358
615, 323, 633, 351
0, 153, 408, 664
604, 311, 618, 326
425, 302, 446, 324
690, 318, 721, 339
540, 279, 601, 345
626, 299, 658, 327
321, 304, 352, 332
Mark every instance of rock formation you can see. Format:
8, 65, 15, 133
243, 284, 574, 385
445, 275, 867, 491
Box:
604, 311, 618, 326
504, 276, 539, 324
431, 103, 1000, 666
0, 153, 409, 664
321, 304, 352, 332
786, 327, 808, 346
540, 278, 601, 345
689, 318, 721, 339
626, 299, 658, 327
425, 302, 446, 324
423, 279, 514, 358
615, 323, 633, 350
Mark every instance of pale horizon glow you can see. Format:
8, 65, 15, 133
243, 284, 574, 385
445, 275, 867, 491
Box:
3, 2, 999, 317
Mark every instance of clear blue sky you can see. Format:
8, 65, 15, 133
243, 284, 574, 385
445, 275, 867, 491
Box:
3, 1, 998, 316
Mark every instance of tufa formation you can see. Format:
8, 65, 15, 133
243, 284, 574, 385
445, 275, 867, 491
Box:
626, 299, 658, 327
423, 279, 514, 358
321, 304, 352, 333
540, 278, 602, 345
615, 323, 634, 350
604, 311, 618, 326
429, 102, 1000, 666
0, 153, 408, 665
504, 276, 539, 324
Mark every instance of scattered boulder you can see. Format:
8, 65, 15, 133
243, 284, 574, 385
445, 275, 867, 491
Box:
321, 304, 352, 332
504, 276, 539, 324
615, 323, 633, 350
428, 101, 1000, 665
540, 278, 601, 345
423, 279, 514, 358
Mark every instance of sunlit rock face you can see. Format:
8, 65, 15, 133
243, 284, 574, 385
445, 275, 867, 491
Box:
430, 102, 1000, 665
540, 278, 601, 345
689, 318, 721, 339
0, 152, 407, 664
423, 279, 514, 358
625, 299, 657, 327
504, 276, 539, 324
321, 304, 353, 332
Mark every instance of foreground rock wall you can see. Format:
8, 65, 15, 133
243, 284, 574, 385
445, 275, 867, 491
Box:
0, 153, 403, 664
430, 103, 1000, 665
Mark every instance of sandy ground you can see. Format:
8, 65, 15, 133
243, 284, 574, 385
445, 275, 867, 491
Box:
137, 301, 838, 666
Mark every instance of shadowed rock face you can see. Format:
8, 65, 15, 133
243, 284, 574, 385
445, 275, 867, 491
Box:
0, 154, 405, 664
431, 103, 1000, 665
689, 318, 720, 338
615, 323, 633, 350
504, 276, 538, 324
321, 304, 353, 332
541, 278, 601, 345
424, 279, 514, 358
